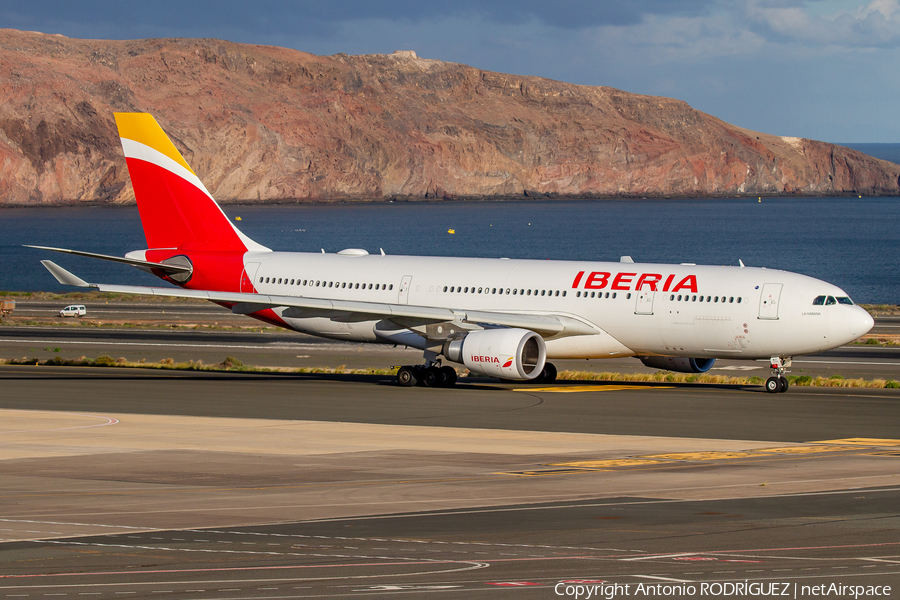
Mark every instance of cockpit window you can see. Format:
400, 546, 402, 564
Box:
812, 295, 826, 305
825, 296, 837, 305
836, 296, 854, 305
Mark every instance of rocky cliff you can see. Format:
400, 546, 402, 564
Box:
1, 29, 898, 205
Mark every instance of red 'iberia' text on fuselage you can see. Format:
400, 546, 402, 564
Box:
571, 271, 698, 293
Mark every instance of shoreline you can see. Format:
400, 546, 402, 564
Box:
1, 191, 899, 209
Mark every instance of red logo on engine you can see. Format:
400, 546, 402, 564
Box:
502, 357, 514, 368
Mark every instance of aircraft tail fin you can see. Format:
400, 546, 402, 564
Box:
114, 113, 269, 253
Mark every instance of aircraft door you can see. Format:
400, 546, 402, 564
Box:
398, 275, 413, 305
241, 262, 261, 293
758, 283, 782, 320
635, 290, 655, 315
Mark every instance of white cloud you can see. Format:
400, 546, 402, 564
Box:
749, 0, 900, 46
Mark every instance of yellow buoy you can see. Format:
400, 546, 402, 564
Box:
448, 229, 455, 234
235, 216, 242, 221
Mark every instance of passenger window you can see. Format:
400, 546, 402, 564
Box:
729, 297, 734, 303
591, 292, 595, 298
627, 293, 631, 299
389, 284, 393, 290
562, 291, 566, 297
443, 286, 448, 292
826, 296, 837, 305
737, 297, 742, 303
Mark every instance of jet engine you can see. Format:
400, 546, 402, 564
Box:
639, 356, 716, 373
444, 328, 546, 380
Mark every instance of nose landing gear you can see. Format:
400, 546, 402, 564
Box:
765, 356, 791, 393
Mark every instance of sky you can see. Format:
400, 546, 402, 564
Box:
3, 0, 899, 142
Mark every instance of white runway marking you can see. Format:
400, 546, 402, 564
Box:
0, 410, 119, 434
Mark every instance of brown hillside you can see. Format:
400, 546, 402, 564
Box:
0, 29, 898, 205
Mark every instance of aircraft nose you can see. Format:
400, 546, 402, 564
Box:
849, 306, 874, 338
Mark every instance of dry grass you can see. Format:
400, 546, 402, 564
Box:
2, 355, 897, 389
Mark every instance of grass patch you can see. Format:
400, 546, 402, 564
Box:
860, 304, 900, 316
854, 337, 900, 347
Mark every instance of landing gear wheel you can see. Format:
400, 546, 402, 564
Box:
421, 366, 442, 387
439, 366, 457, 387
765, 376, 783, 393
397, 366, 418, 387
779, 376, 789, 393
534, 362, 558, 384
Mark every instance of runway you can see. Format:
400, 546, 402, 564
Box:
1, 305, 899, 597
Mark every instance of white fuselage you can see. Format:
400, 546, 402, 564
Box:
242, 251, 873, 361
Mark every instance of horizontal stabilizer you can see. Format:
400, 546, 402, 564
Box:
40, 261, 92, 287
26, 245, 192, 275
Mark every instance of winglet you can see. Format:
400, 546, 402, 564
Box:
41, 260, 92, 288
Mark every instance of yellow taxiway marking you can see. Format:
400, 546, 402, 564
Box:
755, 445, 861, 454
547, 459, 668, 469
514, 384, 672, 393
811, 438, 900, 447
640, 451, 769, 461
500, 442, 879, 477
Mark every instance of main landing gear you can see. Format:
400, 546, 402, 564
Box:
765, 356, 791, 393
396, 364, 458, 388
396, 360, 559, 387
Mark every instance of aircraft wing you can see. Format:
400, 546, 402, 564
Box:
40, 261, 594, 337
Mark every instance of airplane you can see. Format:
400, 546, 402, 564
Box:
31, 113, 874, 393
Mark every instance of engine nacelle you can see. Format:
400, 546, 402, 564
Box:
444, 328, 546, 380
639, 356, 716, 373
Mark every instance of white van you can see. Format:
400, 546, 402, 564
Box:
59, 304, 86, 317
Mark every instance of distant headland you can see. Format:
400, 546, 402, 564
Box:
1, 29, 898, 206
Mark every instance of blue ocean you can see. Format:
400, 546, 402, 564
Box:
1, 196, 898, 304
